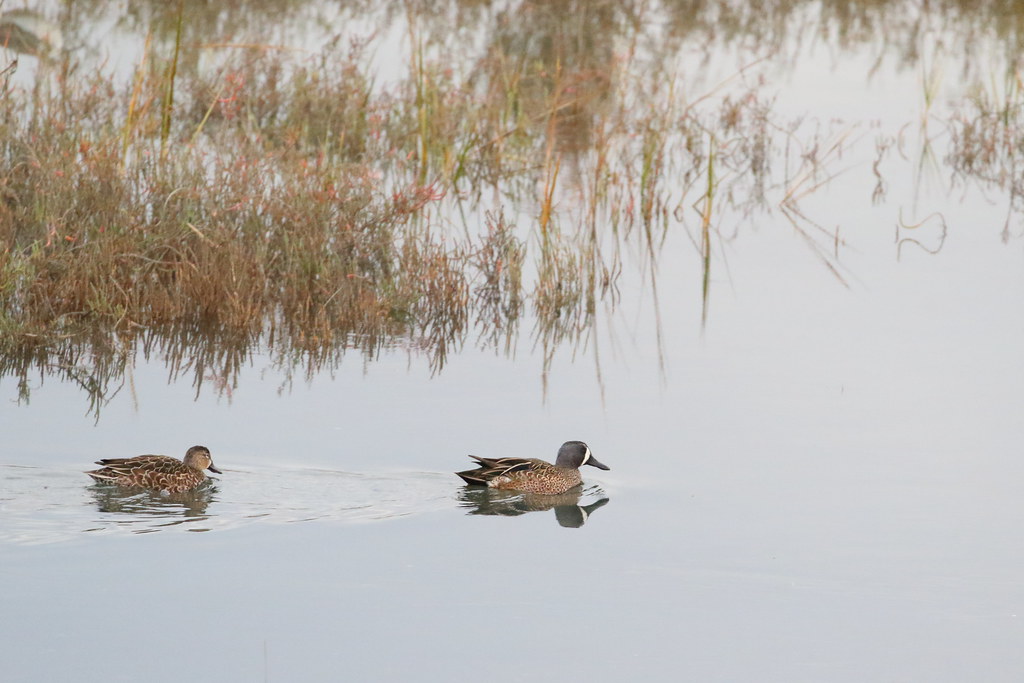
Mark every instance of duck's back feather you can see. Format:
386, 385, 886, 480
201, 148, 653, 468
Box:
455, 456, 538, 486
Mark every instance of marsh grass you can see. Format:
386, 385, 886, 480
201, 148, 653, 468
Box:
0, 18, 845, 413
947, 69, 1024, 239
6, 0, 1017, 413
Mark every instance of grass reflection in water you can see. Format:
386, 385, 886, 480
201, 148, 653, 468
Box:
1, 0, 1022, 415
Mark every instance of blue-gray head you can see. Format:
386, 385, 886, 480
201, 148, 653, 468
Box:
555, 440, 610, 470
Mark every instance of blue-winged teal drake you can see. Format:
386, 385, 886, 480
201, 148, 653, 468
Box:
455, 440, 609, 495
85, 445, 221, 493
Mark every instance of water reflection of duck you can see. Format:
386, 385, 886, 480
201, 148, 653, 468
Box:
85, 445, 222, 493
455, 440, 610, 494
457, 486, 610, 528
88, 482, 216, 520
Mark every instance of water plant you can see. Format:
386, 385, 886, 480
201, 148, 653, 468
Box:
3, 0, 1022, 415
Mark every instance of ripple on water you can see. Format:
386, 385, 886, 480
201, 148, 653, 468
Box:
0, 464, 457, 545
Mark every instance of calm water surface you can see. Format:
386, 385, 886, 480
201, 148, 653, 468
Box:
4, 225, 1022, 681
3, 2, 1024, 682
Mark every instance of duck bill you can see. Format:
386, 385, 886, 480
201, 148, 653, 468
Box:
586, 455, 610, 471
208, 464, 223, 474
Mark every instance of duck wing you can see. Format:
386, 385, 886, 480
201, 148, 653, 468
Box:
455, 456, 536, 486
88, 455, 183, 478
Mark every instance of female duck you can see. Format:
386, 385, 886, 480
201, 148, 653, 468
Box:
86, 445, 221, 493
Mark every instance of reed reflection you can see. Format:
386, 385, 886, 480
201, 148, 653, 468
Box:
457, 485, 610, 528
0, 10, 62, 59
3, 0, 1020, 417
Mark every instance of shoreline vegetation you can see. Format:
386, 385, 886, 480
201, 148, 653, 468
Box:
1, 1, 1021, 415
